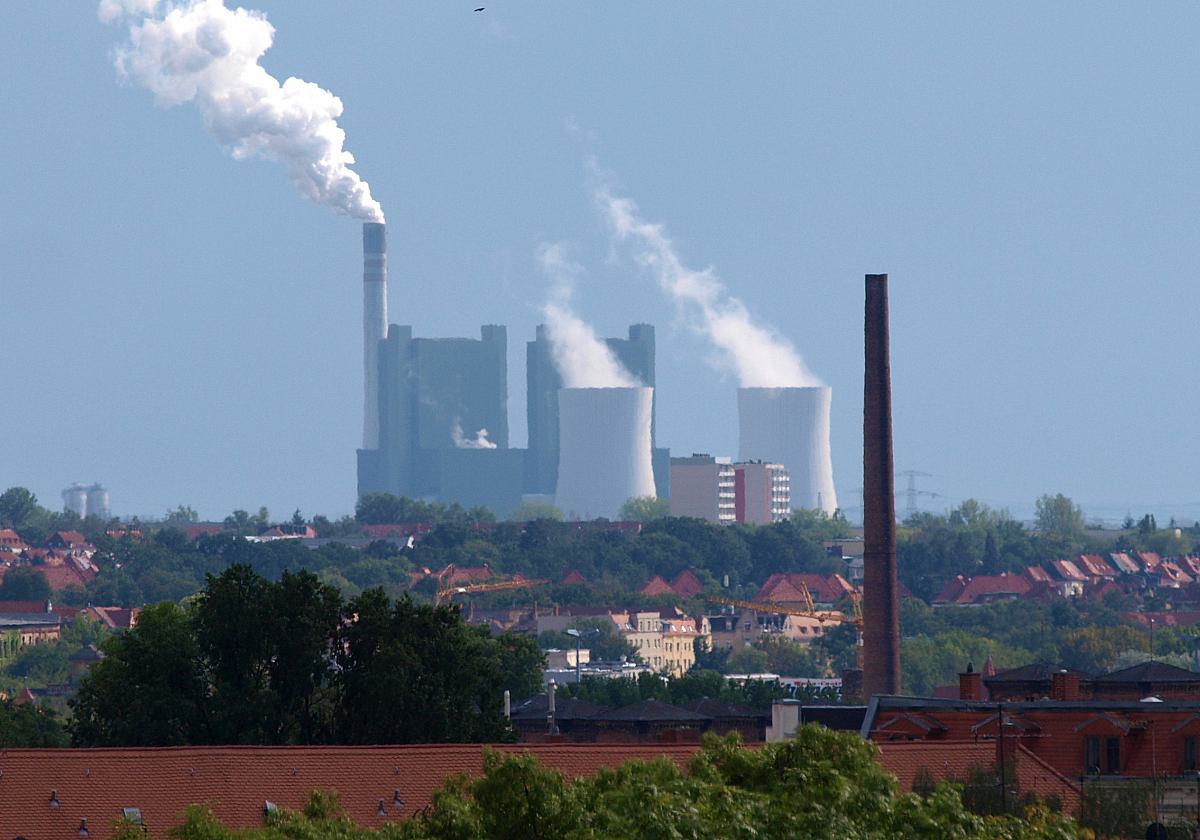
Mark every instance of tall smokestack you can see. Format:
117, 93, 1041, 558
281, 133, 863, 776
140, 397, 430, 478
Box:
362, 222, 388, 449
863, 273, 900, 699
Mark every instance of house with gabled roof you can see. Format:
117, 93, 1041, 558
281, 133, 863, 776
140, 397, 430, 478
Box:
1109, 552, 1140, 575
932, 572, 1031, 607
1076, 553, 1117, 580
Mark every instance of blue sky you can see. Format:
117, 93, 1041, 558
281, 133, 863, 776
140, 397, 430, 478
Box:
1, 3, 1197, 524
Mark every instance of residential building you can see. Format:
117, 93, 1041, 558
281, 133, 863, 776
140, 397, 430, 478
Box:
669, 454, 736, 523
669, 455, 791, 525
733, 461, 790, 524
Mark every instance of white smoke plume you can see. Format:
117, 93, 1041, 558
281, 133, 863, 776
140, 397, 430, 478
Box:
538, 243, 640, 389
451, 420, 497, 450
100, 0, 384, 222
594, 177, 820, 388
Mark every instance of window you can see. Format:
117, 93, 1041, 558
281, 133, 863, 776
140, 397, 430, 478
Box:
1085, 737, 1100, 774
1185, 737, 1197, 772
1105, 737, 1121, 774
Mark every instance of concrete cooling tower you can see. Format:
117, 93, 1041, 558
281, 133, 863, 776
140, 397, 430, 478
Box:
556, 387, 656, 520
738, 386, 838, 515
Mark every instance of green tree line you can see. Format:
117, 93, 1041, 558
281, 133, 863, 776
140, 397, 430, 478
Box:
70, 565, 544, 747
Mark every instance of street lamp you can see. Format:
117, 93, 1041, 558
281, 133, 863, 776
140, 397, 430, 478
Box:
565, 628, 598, 685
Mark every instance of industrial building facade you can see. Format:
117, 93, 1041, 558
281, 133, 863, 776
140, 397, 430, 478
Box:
358, 322, 670, 517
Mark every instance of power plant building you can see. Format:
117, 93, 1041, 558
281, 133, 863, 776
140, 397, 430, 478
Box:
358, 324, 523, 516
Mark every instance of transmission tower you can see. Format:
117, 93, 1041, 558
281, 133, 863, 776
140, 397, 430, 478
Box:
898, 470, 938, 518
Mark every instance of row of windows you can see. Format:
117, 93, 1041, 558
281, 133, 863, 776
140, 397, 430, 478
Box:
1083, 735, 1200, 775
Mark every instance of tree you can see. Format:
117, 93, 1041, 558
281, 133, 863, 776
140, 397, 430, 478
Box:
0, 567, 51, 601
406, 728, 1084, 839
1034, 494, 1085, 540
618, 496, 670, 522
163, 505, 199, 526
506, 500, 564, 522
336, 591, 527, 744
0, 487, 49, 534
70, 602, 208, 746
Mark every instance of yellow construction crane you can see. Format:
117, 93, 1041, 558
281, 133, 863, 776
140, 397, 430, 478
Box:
435, 577, 548, 606
708, 590, 864, 668
706, 594, 845, 625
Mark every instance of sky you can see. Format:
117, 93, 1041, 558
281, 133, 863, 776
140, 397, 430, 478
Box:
1, 3, 1197, 525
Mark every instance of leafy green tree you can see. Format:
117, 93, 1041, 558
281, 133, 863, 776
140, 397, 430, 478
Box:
336, 590, 521, 743
0, 567, 51, 601
618, 496, 670, 522
163, 505, 200, 525
0, 487, 50, 534
70, 601, 208, 746
726, 646, 769, 673
506, 500, 564, 522
790, 507, 852, 539
0, 699, 67, 746
1034, 493, 1085, 540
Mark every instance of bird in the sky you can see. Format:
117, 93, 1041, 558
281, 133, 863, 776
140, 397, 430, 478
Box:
474, 7, 485, 11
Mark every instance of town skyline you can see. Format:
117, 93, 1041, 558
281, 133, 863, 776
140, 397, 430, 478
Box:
3, 4, 1197, 523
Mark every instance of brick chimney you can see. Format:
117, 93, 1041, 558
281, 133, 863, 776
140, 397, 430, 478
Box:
1050, 670, 1080, 701
862, 273, 901, 699
959, 662, 983, 701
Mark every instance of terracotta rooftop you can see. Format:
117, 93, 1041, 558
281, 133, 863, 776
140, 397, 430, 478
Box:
0, 744, 703, 838
637, 575, 676, 597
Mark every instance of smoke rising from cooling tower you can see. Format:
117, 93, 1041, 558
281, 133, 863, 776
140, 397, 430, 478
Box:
100, 0, 384, 222
594, 172, 819, 389
538, 243, 640, 389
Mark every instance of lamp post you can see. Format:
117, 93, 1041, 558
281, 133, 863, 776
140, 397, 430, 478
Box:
565, 628, 598, 685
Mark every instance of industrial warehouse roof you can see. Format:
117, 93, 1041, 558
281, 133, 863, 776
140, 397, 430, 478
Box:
0, 744, 703, 839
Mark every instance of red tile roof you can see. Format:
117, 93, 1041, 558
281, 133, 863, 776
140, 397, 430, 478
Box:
1049, 559, 1087, 583
0, 744, 702, 838
1024, 566, 1053, 584
1134, 551, 1162, 571
932, 573, 1031, 606
638, 575, 676, 597
756, 573, 854, 605
670, 570, 704, 598
1076, 554, 1116, 578
560, 569, 587, 586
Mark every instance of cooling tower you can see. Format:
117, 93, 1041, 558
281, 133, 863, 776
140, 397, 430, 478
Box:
737, 386, 837, 514
85, 484, 110, 519
363, 222, 388, 449
62, 484, 88, 518
555, 387, 656, 520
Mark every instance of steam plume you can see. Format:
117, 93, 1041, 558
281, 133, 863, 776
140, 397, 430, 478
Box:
538, 243, 640, 389
451, 420, 497, 450
594, 177, 819, 388
100, 0, 384, 222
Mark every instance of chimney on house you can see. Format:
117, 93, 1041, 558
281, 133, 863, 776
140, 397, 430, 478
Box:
547, 679, 559, 735
862, 273, 901, 698
1050, 669, 1081, 701
959, 661, 983, 701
